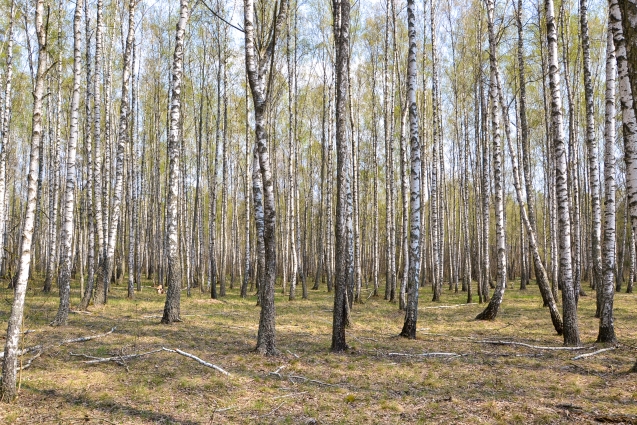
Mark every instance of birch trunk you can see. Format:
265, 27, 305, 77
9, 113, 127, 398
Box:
161, 0, 189, 323
476, 0, 506, 321
495, 66, 564, 334
0, 0, 15, 284
331, 0, 351, 352
400, 0, 421, 338
99, 0, 135, 306
91, 0, 106, 306
1, 0, 47, 400
51, 0, 84, 326
599, 2, 623, 344
79, 0, 95, 311
545, 0, 580, 346
579, 0, 601, 301
244, 0, 287, 356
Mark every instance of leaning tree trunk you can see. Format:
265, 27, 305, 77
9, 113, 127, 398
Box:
400, 0, 421, 339
545, 0, 580, 346
1, 0, 47, 401
161, 0, 189, 324
495, 67, 564, 334
51, 0, 84, 326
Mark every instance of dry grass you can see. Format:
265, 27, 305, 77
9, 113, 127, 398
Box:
1, 277, 636, 424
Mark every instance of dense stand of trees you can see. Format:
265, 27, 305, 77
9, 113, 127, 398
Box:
1, 0, 637, 399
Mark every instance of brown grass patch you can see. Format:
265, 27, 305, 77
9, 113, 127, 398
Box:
0, 277, 635, 424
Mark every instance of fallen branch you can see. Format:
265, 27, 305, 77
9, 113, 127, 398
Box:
0, 327, 116, 359
388, 352, 460, 358
572, 346, 618, 360
422, 303, 477, 309
161, 347, 230, 375
476, 340, 590, 351
268, 366, 337, 387
72, 347, 230, 375
70, 348, 163, 365
20, 350, 43, 371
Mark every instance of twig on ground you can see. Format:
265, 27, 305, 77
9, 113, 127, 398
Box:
572, 346, 618, 360
0, 327, 116, 360
421, 303, 477, 309
268, 366, 337, 387
286, 350, 300, 358
161, 347, 230, 375
352, 336, 379, 343
273, 391, 307, 400
70, 348, 164, 364
263, 402, 285, 417
388, 352, 460, 358
72, 347, 230, 375
476, 340, 590, 350
20, 350, 42, 371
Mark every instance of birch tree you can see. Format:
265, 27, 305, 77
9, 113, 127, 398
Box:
579, 0, 601, 301
162, 0, 190, 324
51, 0, 84, 326
98, 0, 136, 306
400, 0, 421, 338
244, 0, 287, 356
545, 0, 580, 346
1, 0, 48, 400
599, 25, 617, 344
0, 0, 15, 280
331, 0, 351, 352
476, 0, 507, 321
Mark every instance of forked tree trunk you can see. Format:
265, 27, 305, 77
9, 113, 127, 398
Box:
244, 0, 287, 356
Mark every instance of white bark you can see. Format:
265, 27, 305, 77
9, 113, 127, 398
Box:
599, 17, 618, 344
400, 0, 421, 338
476, 0, 506, 321
161, 0, 189, 324
1, 0, 47, 400
545, 0, 580, 346
52, 0, 84, 326
100, 0, 136, 305
0, 0, 15, 280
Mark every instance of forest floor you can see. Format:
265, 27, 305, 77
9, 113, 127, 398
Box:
0, 277, 636, 424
